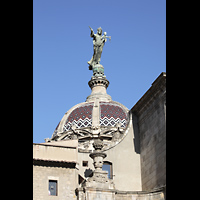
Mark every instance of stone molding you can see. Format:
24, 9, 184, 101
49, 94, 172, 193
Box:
131, 72, 166, 116
88, 76, 110, 89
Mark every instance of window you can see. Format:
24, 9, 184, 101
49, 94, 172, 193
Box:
82, 161, 88, 167
49, 180, 57, 196
102, 161, 113, 179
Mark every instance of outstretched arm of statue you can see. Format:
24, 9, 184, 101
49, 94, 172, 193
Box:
89, 26, 95, 38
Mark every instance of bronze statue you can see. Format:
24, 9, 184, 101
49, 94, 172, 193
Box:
88, 26, 111, 70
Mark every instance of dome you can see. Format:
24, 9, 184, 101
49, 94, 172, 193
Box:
52, 101, 128, 136
64, 102, 93, 131
50, 99, 130, 152
47, 67, 130, 152
99, 102, 128, 127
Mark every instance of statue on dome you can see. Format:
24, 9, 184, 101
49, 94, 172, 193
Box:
87, 26, 111, 71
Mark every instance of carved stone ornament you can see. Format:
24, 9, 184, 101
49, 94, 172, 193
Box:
92, 138, 104, 151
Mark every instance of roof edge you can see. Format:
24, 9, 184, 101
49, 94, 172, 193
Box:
131, 72, 166, 114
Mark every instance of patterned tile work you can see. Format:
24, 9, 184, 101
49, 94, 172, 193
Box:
63, 103, 94, 131
99, 102, 128, 128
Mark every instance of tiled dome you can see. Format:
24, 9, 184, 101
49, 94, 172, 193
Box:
99, 102, 128, 128
48, 72, 130, 151
51, 101, 129, 139
63, 102, 94, 131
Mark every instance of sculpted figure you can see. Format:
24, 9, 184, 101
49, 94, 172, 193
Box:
88, 26, 111, 70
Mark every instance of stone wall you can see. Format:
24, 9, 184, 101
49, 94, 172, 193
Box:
115, 189, 165, 200
33, 141, 79, 200
33, 140, 78, 163
33, 161, 78, 200
76, 187, 165, 200
131, 72, 166, 191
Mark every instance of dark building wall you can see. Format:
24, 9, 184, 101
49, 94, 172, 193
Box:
131, 72, 166, 191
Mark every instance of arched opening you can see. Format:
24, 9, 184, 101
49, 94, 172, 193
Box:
102, 161, 113, 179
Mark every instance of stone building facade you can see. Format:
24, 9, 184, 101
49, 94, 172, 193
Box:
131, 72, 166, 191
33, 141, 79, 200
33, 72, 166, 199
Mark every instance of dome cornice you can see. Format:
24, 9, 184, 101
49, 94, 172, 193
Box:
88, 76, 109, 90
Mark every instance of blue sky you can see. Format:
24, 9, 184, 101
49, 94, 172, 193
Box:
33, 0, 166, 143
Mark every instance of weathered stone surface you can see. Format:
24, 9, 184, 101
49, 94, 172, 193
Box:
81, 138, 115, 190
76, 187, 165, 200
33, 163, 78, 200
115, 189, 165, 200
86, 189, 115, 200
131, 72, 166, 191
33, 142, 78, 200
